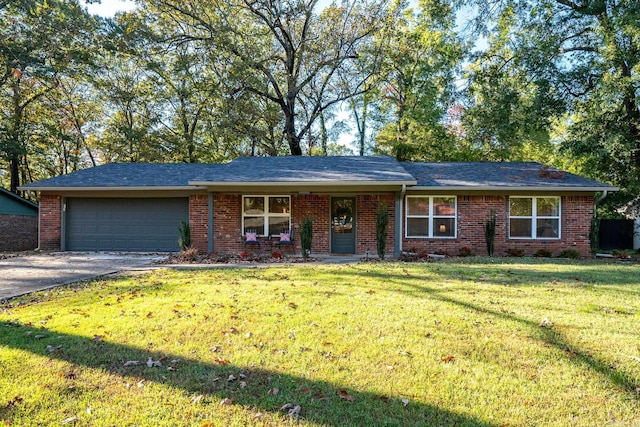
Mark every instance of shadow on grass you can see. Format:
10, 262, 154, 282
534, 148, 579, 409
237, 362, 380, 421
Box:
335, 262, 640, 399
0, 320, 494, 427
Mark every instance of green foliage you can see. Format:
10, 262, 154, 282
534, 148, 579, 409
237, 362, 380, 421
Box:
458, 246, 473, 257
558, 249, 581, 259
484, 209, 497, 256
590, 216, 600, 254
178, 220, 191, 251
506, 248, 525, 257
376, 202, 389, 259
534, 248, 553, 258
300, 216, 313, 259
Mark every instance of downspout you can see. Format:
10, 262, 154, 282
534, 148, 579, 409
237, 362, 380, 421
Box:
595, 190, 608, 205
208, 192, 214, 254
394, 184, 406, 258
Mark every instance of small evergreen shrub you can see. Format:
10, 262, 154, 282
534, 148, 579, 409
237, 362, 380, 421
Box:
558, 249, 581, 259
458, 246, 473, 257
300, 216, 313, 260
534, 248, 553, 258
178, 220, 191, 251
484, 210, 497, 256
376, 203, 389, 260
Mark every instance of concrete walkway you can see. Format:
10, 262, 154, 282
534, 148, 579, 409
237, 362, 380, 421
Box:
0, 253, 166, 300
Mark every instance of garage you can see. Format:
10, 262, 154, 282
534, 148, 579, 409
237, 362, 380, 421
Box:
65, 198, 189, 251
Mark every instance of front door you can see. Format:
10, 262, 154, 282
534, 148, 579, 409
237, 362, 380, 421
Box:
331, 197, 356, 254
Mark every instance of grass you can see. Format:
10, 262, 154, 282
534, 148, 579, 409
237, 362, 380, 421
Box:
1, 258, 639, 426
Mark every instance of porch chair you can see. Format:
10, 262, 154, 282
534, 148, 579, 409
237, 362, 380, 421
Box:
243, 229, 260, 249
275, 229, 294, 252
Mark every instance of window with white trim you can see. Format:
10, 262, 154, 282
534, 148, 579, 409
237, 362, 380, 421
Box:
509, 196, 560, 239
243, 196, 291, 236
405, 196, 456, 238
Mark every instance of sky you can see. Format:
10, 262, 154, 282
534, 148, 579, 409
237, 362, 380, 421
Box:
84, 0, 137, 17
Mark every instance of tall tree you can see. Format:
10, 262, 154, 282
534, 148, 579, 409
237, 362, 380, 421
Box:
0, 0, 99, 192
462, 0, 640, 210
146, 0, 390, 156
373, 0, 464, 161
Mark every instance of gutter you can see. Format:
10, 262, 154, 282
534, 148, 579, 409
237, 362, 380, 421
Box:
407, 185, 619, 192
17, 186, 206, 192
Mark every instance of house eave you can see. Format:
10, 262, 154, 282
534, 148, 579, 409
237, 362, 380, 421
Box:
407, 185, 619, 192
18, 186, 207, 192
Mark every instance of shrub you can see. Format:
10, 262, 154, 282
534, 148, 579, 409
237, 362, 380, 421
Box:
534, 248, 553, 258
376, 203, 389, 260
240, 250, 252, 260
178, 247, 198, 262
272, 250, 282, 259
178, 220, 191, 251
506, 248, 525, 257
558, 249, 581, 259
458, 246, 473, 257
484, 210, 497, 256
300, 216, 313, 259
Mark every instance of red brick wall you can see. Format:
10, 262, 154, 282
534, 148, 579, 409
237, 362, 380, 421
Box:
39, 193, 62, 251
292, 194, 330, 254
213, 194, 243, 253
0, 214, 37, 251
189, 195, 208, 252
356, 194, 395, 256
403, 195, 594, 257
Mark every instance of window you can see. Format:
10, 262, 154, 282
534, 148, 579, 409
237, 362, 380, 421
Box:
406, 196, 456, 238
509, 196, 560, 239
243, 196, 290, 236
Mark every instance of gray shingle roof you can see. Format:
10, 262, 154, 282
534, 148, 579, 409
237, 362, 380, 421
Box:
401, 162, 614, 189
191, 156, 416, 184
20, 163, 225, 189
19, 158, 615, 191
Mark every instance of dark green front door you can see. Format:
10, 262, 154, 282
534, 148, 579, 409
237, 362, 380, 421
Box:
331, 197, 355, 254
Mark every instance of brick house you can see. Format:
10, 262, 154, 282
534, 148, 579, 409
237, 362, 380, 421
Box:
0, 187, 38, 251
20, 156, 616, 257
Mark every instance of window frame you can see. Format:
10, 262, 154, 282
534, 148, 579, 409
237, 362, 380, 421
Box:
242, 195, 291, 237
405, 195, 457, 239
509, 196, 561, 240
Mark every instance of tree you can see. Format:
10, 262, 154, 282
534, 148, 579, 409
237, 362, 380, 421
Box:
462, 0, 640, 211
373, 0, 464, 161
0, 0, 99, 192
147, 0, 390, 156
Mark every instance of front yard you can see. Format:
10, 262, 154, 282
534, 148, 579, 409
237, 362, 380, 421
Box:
1, 259, 638, 426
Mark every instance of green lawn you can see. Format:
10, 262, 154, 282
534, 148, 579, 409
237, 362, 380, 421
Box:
1, 259, 639, 426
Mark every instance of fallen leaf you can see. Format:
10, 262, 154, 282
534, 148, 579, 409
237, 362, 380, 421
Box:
147, 357, 162, 367
366, 290, 375, 294
201, 421, 214, 427
123, 360, 139, 367
211, 345, 221, 352
167, 366, 177, 371
215, 358, 229, 365
338, 390, 355, 402
253, 413, 263, 420
191, 395, 204, 404
6, 396, 23, 407
442, 355, 455, 363
239, 373, 246, 379
289, 405, 301, 417
137, 380, 145, 388
35, 334, 47, 339
93, 335, 104, 342
280, 403, 293, 411
268, 387, 279, 395
219, 397, 234, 406
61, 416, 80, 424
401, 398, 409, 407
239, 381, 247, 389
227, 375, 237, 382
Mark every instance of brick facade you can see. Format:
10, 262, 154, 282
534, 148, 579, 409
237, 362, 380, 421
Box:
355, 194, 395, 256
403, 195, 594, 257
39, 193, 62, 251
189, 194, 208, 252
0, 214, 37, 251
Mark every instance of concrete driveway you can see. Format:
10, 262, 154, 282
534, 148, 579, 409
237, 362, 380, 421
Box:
0, 253, 166, 300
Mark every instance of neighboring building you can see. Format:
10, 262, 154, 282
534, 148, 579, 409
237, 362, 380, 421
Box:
0, 188, 38, 251
20, 156, 616, 257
